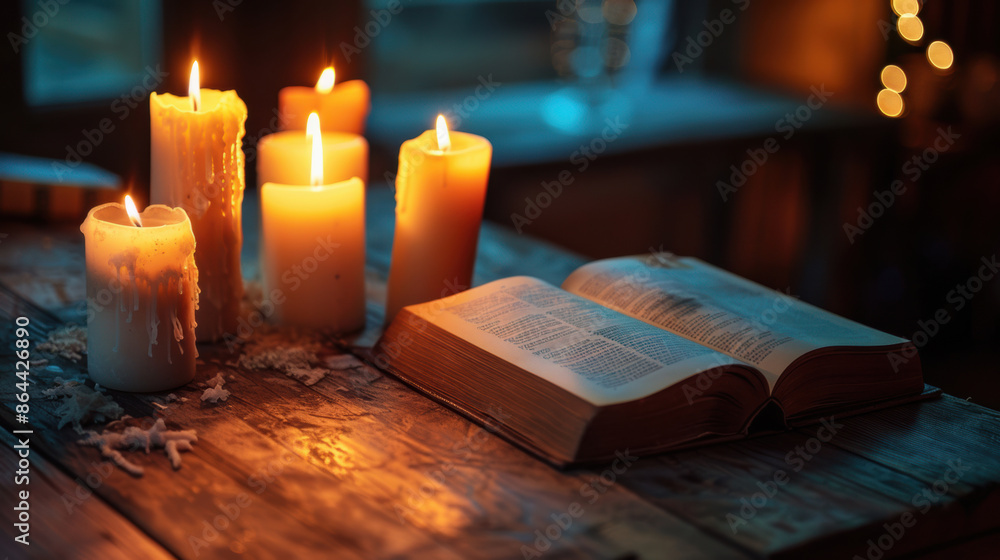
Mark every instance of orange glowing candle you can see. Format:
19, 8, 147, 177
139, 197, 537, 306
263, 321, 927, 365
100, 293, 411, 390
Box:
278, 65, 371, 134
81, 196, 198, 391
149, 61, 247, 341
259, 113, 367, 331
385, 115, 492, 323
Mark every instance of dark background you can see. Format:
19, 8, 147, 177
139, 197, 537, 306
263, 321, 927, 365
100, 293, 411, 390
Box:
1, 0, 998, 409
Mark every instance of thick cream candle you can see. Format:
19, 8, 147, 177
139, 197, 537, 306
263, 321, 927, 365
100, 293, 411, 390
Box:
81, 198, 198, 392
259, 114, 366, 331
278, 66, 370, 134
385, 116, 492, 323
150, 61, 247, 341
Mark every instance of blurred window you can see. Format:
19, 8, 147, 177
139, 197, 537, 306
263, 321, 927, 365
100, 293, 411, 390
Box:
21, 0, 162, 107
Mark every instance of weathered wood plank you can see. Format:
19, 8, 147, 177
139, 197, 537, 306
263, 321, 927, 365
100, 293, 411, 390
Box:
618, 422, 1000, 560
805, 395, 1000, 491
619, 432, 900, 558
0, 224, 87, 323
0, 343, 461, 557
189, 345, 751, 560
0, 428, 177, 560
1, 303, 748, 560
0, 392, 372, 560
4, 186, 1000, 559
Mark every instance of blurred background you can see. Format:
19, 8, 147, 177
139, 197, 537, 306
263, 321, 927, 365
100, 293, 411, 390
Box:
1, 0, 998, 408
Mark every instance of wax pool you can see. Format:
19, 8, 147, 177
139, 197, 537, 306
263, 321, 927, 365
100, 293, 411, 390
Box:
150, 88, 247, 341
81, 203, 198, 392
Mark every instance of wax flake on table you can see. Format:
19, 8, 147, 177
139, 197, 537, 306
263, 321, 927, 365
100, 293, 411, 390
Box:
236, 331, 331, 386
42, 377, 124, 429
324, 353, 364, 371
79, 418, 198, 477
36, 325, 87, 362
200, 371, 231, 403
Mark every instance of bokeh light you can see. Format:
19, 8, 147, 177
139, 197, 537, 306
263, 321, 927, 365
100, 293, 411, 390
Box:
897, 14, 924, 43
891, 0, 920, 16
926, 41, 954, 70
877, 89, 904, 117
880, 65, 908, 92
602, 0, 637, 26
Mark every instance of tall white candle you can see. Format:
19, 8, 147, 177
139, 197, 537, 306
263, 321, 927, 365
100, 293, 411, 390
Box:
150, 61, 247, 341
81, 199, 198, 392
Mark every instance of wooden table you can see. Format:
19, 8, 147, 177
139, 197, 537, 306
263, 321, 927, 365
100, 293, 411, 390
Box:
2, 186, 999, 560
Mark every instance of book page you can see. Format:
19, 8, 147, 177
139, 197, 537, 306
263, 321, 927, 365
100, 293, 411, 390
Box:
406, 276, 764, 406
562, 256, 907, 378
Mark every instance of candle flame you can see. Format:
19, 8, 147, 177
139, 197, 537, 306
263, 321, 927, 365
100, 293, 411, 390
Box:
436, 114, 451, 152
124, 195, 143, 227
307, 112, 323, 186
316, 67, 335, 94
189, 60, 201, 112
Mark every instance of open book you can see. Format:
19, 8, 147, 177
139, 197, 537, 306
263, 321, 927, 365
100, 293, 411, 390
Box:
373, 255, 926, 467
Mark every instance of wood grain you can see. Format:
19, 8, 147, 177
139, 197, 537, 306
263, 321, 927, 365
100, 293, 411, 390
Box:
0, 429, 177, 560
1, 185, 999, 559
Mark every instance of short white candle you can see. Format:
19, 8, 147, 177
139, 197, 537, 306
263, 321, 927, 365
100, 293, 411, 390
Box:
80, 199, 198, 392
